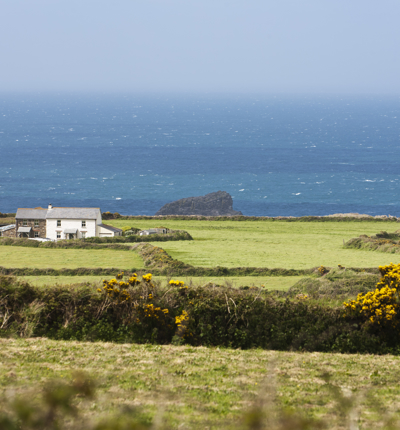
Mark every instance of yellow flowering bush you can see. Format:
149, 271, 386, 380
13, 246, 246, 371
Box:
97, 272, 190, 341
169, 279, 185, 287
175, 310, 189, 338
169, 279, 189, 290
99, 273, 142, 302
142, 273, 152, 283
318, 265, 328, 275
343, 263, 400, 328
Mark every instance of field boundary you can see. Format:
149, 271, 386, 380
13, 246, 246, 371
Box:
0, 230, 192, 249
345, 231, 400, 254
0, 241, 381, 277
104, 213, 400, 222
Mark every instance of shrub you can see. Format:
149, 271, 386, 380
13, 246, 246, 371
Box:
344, 263, 400, 332
2, 272, 400, 353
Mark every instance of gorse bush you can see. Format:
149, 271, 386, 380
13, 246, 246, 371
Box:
344, 263, 400, 331
1, 270, 400, 353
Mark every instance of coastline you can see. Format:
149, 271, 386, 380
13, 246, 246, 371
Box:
103, 212, 400, 222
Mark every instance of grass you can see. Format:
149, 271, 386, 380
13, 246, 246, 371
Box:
17, 275, 306, 290
1, 338, 400, 429
0, 246, 144, 270
108, 219, 400, 269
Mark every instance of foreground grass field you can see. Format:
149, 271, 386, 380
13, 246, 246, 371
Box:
109, 219, 400, 269
1, 338, 400, 429
19, 275, 305, 290
0, 246, 144, 269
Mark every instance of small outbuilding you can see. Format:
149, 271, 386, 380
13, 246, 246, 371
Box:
0, 224, 16, 237
98, 224, 123, 237
139, 228, 168, 236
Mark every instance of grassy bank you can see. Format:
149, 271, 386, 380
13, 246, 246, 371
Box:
107, 219, 400, 269
1, 338, 400, 429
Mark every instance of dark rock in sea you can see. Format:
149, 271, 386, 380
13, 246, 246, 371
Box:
155, 191, 243, 216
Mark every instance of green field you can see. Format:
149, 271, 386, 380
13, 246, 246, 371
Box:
108, 219, 400, 269
1, 338, 399, 429
19, 274, 305, 290
2, 219, 398, 273
0, 246, 144, 269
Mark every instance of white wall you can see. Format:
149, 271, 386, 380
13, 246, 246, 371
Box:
47, 219, 97, 240
95, 212, 102, 236
99, 225, 117, 237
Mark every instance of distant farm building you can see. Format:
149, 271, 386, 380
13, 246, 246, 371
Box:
139, 228, 168, 236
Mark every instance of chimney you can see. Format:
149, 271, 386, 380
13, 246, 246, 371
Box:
48, 203, 53, 210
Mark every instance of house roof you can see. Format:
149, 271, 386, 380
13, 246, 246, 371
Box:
46, 208, 101, 220
0, 224, 15, 232
16, 207, 101, 220
16, 208, 47, 219
99, 224, 123, 233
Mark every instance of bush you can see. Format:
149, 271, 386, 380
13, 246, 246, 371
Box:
287, 268, 380, 300
343, 263, 400, 334
344, 231, 400, 254
1, 271, 400, 354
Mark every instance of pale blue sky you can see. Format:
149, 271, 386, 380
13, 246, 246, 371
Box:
0, 0, 399, 94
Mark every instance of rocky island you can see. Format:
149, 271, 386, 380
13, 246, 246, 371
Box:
155, 191, 243, 216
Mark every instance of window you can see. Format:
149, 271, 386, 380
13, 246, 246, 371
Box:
34, 220, 39, 227
34, 231, 39, 238
81, 231, 86, 239
56, 232, 61, 239
22, 220, 27, 226
57, 220, 61, 227
81, 220, 86, 228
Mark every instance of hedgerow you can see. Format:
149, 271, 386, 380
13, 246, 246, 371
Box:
344, 231, 400, 254
0, 230, 193, 249
1, 267, 400, 354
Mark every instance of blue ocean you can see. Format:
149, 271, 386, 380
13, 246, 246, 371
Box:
0, 93, 399, 217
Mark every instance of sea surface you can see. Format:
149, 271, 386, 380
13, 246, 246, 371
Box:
0, 93, 399, 217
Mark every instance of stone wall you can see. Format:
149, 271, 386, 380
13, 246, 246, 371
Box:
15, 219, 46, 238
0, 227, 16, 237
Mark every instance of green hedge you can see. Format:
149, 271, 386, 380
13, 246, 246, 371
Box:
344, 231, 400, 254
0, 267, 136, 276
0, 230, 192, 250
0, 275, 396, 354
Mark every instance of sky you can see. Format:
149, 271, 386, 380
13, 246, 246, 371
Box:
0, 0, 399, 94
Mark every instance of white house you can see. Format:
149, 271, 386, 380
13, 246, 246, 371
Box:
15, 204, 122, 240
46, 206, 103, 240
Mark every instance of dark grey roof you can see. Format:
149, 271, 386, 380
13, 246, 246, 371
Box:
46, 208, 101, 220
99, 224, 123, 233
16, 208, 47, 219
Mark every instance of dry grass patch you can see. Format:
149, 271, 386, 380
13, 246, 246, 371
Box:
1, 338, 400, 428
